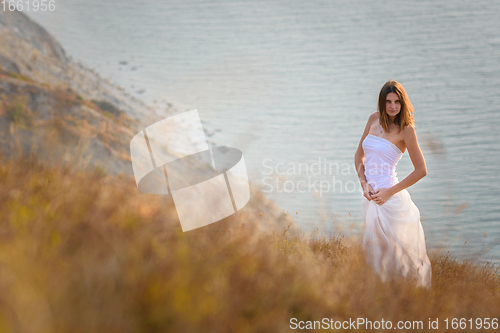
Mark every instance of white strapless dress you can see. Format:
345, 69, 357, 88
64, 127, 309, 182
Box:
361, 134, 431, 288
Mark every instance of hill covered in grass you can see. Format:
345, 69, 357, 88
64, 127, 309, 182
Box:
0, 155, 499, 332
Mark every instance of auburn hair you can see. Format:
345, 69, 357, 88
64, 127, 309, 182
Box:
377, 80, 415, 133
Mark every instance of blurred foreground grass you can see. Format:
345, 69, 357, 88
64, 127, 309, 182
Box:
0, 154, 499, 333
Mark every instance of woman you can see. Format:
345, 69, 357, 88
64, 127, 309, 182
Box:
354, 80, 431, 288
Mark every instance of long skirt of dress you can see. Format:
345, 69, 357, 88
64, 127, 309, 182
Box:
362, 189, 432, 288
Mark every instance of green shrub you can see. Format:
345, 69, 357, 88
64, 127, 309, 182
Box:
91, 99, 123, 117
6, 94, 33, 128
8, 71, 33, 82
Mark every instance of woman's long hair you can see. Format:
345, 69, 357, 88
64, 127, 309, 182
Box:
378, 80, 415, 133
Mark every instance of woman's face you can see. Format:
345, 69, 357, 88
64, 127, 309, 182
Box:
385, 92, 401, 118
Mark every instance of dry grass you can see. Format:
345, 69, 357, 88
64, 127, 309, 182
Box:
0, 154, 499, 332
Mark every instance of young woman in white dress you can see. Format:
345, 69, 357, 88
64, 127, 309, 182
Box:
354, 80, 432, 288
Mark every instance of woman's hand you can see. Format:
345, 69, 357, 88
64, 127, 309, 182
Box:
362, 183, 376, 201
371, 188, 394, 205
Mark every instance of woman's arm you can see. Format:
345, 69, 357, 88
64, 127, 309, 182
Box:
355, 112, 377, 200
387, 125, 427, 195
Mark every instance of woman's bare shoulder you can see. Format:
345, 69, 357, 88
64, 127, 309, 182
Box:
402, 124, 416, 134
402, 124, 417, 141
369, 111, 379, 120
367, 111, 379, 126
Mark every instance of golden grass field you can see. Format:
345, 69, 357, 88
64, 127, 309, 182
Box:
0, 153, 499, 333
